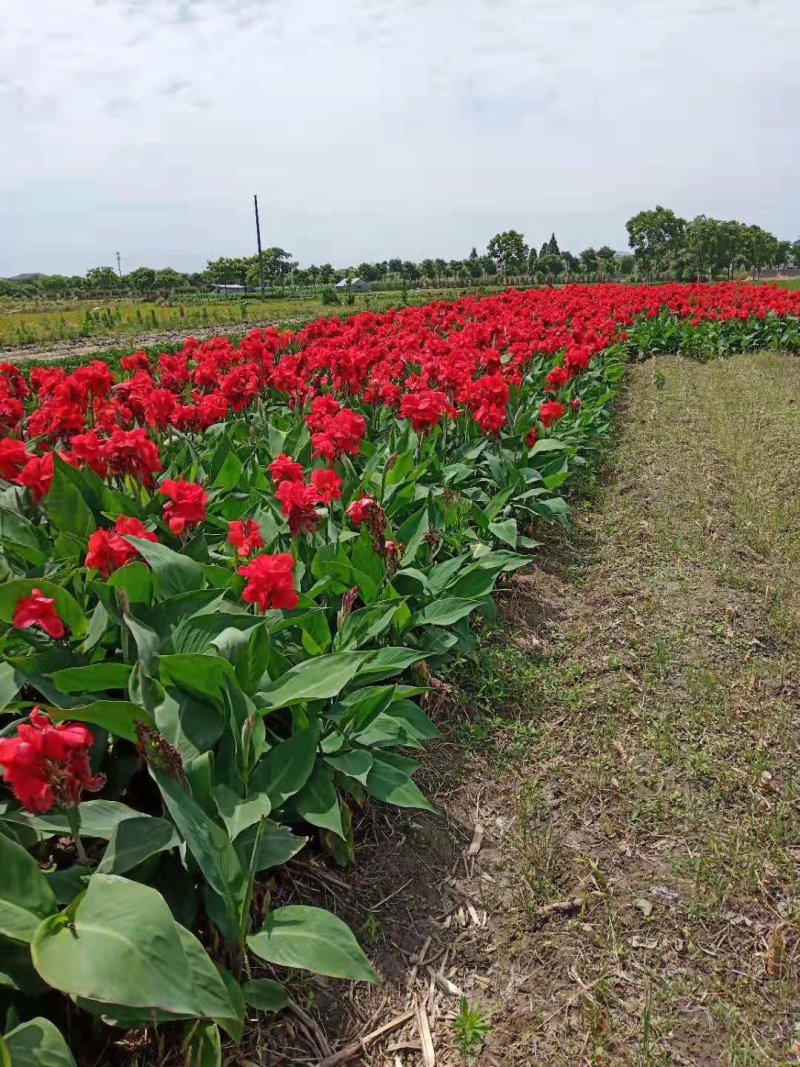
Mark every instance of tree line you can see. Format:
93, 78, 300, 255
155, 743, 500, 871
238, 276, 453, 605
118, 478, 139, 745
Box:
2, 206, 797, 298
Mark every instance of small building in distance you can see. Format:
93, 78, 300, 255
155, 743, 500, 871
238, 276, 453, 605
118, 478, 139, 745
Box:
208, 283, 250, 295
334, 277, 370, 293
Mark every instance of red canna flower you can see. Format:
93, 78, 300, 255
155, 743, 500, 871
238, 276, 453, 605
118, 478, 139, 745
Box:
306, 394, 341, 433
105, 428, 162, 485
310, 409, 366, 461
159, 479, 208, 537
544, 366, 570, 391
269, 453, 304, 486
12, 588, 65, 639
346, 495, 374, 526
525, 427, 539, 449
346, 494, 387, 543
16, 452, 54, 503
399, 390, 455, 434
538, 400, 566, 428
0, 708, 105, 813
310, 467, 342, 504
275, 480, 320, 537
85, 516, 157, 578
227, 518, 265, 558
0, 438, 30, 482
238, 552, 298, 612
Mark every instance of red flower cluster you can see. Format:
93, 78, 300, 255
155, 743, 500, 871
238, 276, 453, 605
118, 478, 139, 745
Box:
538, 400, 566, 428
269, 451, 343, 537
310, 408, 366, 462
159, 479, 208, 536
1, 283, 799, 504
228, 518, 265, 558
0, 708, 105, 813
85, 516, 158, 578
237, 552, 299, 612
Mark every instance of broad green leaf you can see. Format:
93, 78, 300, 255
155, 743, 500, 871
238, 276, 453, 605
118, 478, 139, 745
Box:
1, 800, 144, 841
234, 821, 307, 874
353, 647, 427, 684
50, 662, 132, 695
3, 1017, 76, 1067
46, 459, 95, 540
294, 765, 344, 838
242, 978, 288, 1013
0, 830, 57, 916
0, 662, 21, 713
488, 518, 518, 548
152, 770, 248, 947
0, 506, 48, 566
254, 652, 368, 712
105, 561, 152, 605
397, 504, 429, 565
123, 537, 203, 598
529, 437, 570, 456
324, 749, 374, 786
157, 653, 236, 705
45, 699, 151, 744
409, 598, 481, 628
96, 816, 179, 875
212, 784, 271, 840
250, 725, 319, 808
31, 874, 221, 1018
153, 686, 224, 763
213, 449, 243, 491
0, 579, 88, 638
247, 906, 377, 982
366, 755, 434, 811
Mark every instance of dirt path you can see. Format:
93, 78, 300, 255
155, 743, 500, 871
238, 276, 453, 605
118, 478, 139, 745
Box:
0, 317, 311, 364
253, 353, 800, 1067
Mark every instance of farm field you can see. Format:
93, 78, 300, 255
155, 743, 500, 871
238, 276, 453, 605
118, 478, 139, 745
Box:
0, 287, 505, 355
0, 283, 798, 1064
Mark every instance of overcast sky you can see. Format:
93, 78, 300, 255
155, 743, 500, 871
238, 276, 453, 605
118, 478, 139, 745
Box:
1, 0, 798, 276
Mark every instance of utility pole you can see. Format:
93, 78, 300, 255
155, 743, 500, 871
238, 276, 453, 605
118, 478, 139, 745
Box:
116, 251, 122, 279
254, 195, 265, 297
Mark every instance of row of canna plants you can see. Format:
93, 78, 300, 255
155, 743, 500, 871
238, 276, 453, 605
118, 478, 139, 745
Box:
0, 332, 624, 1064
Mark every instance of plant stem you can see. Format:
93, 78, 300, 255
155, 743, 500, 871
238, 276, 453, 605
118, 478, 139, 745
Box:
65, 806, 91, 867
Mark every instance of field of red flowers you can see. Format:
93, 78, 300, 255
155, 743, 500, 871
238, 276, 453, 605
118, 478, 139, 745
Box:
0, 282, 798, 1063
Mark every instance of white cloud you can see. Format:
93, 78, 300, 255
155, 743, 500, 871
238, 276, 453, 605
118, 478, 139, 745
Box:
1, 0, 798, 274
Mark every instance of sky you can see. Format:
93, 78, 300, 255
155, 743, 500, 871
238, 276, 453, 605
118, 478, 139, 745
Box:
1, 0, 798, 276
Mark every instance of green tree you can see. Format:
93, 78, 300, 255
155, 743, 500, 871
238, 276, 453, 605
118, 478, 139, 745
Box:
128, 267, 157, 293
536, 253, 564, 282
625, 206, 686, 278
486, 230, 528, 275
561, 251, 578, 279
86, 266, 121, 292
420, 259, 437, 281
597, 246, 617, 278
527, 247, 538, 275
546, 232, 560, 256
579, 247, 598, 277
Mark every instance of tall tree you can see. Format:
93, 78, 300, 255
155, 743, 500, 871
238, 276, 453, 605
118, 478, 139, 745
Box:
547, 233, 560, 256
625, 206, 686, 277
486, 230, 529, 275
